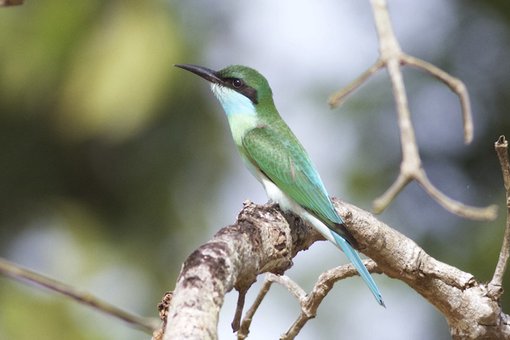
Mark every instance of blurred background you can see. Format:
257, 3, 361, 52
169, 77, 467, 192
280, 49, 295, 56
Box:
0, 0, 509, 339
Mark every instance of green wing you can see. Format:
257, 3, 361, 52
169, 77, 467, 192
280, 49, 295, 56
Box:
242, 125, 342, 226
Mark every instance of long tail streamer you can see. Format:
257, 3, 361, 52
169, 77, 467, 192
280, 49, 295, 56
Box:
331, 231, 385, 307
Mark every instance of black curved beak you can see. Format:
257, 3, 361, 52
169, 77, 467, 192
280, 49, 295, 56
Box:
174, 64, 223, 84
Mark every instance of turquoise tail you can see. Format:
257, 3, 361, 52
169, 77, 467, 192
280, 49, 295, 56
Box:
331, 231, 385, 307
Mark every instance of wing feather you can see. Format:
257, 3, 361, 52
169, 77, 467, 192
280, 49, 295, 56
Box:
242, 126, 342, 226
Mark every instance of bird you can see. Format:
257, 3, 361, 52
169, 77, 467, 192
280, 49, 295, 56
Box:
175, 64, 384, 307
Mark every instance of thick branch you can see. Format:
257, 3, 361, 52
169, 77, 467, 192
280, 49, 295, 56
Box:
334, 200, 509, 339
162, 202, 321, 340
160, 199, 510, 339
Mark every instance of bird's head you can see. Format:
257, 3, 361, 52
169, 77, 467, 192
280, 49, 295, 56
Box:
175, 64, 275, 117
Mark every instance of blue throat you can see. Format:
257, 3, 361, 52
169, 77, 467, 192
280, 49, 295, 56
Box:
211, 84, 256, 117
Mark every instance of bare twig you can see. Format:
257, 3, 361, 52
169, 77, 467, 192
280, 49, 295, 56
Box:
231, 287, 248, 332
238, 273, 309, 340
402, 55, 473, 143
415, 168, 497, 220
238, 279, 273, 340
237, 279, 273, 340
0, 0, 23, 6
329, 59, 385, 108
0, 257, 158, 334
330, 0, 496, 221
489, 136, 510, 299
281, 261, 380, 340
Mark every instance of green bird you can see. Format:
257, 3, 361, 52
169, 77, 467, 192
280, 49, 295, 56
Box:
175, 64, 384, 307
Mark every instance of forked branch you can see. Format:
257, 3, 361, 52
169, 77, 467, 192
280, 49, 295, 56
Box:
329, 0, 497, 221
238, 261, 380, 340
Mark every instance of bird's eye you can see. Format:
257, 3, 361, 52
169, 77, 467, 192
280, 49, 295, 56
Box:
232, 79, 244, 88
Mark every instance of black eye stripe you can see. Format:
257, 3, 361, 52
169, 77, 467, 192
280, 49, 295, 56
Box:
222, 77, 258, 104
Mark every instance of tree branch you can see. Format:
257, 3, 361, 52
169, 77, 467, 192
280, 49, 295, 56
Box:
402, 54, 473, 143
489, 136, 510, 299
0, 0, 23, 6
161, 202, 322, 340
237, 277, 273, 340
159, 197, 510, 339
329, 0, 497, 221
0, 257, 158, 334
279, 260, 381, 340
328, 59, 385, 108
